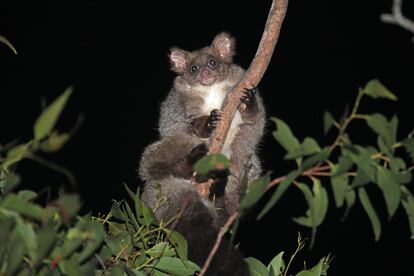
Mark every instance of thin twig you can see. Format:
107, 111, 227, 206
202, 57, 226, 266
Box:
380, 0, 414, 43
198, 212, 240, 276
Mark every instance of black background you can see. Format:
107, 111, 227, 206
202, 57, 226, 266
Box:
1, 1, 414, 275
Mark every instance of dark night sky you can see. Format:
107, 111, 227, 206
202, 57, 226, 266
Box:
1, 1, 414, 275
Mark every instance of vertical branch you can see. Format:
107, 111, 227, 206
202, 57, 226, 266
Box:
194, 0, 289, 198
208, 0, 289, 153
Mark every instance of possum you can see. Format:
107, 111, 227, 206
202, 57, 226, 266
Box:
138, 32, 265, 275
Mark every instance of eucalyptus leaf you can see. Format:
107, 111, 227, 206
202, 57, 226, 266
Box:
376, 166, 401, 219
332, 156, 353, 177
146, 242, 175, 258
323, 111, 335, 134
330, 165, 349, 208
34, 87, 73, 141
40, 132, 70, 152
239, 172, 271, 212
245, 257, 269, 276
403, 137, 414, 162
401, 186, 414, 238
285, 138, 321, 160
257, 170, 299, 220
343, 189, 356, 219
359, 188, 381, 241
362, 79, 397, 101
168, 230, 188, 260
6, 228, 26, 276
152, 257, 200, 276
271, 117, 301, 154
267, 251, 285, 276
76, 221, 105, 263
35, 225, 57, 266
58, 259, 83, 276
193, 153, 230, 175
366, 113, 396, 147
344, 145, 376, 182
0, 216, 14, 262
2, 194, 44, 221
301, 148, 330, 171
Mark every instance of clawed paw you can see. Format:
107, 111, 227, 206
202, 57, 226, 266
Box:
206, 109, 222, 130
240, 86, 258, 106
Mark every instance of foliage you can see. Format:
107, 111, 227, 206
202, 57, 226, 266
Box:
233, 79, 414, 247
245, 234, 330, 276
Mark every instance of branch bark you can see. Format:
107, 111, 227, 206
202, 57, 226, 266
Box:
194, 0, 289, 198
380, 0, 414, 43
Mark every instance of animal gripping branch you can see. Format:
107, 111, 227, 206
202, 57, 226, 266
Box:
194, 0, 289, 198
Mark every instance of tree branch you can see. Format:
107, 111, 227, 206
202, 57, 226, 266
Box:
194, 0, 289, 198
380, 0, 414, 43
209, 0, 289, 153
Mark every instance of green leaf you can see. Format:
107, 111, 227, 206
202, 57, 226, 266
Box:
245, 257, 269, 276
40, 132, 70, 152
366, 113, 397, 147
57, 194, 81, 221
376, 167, 401, 219
15, 221, 37, 260
168, 230, 188, 260
34, 87, 73, 141
0, 173, 20, 193
271, 117, 301, 154
111, 201, 126, 221
362, 79, 397, 101
58, 259, 83, 276
193, 153, 230, 175
293, 179, 328, 248
332, 156, 353, 177
0, 216, 14, 262
401, 186, 414, 238
135, 196, 156, 226
76, 221, 105, 263
301, 148, 330, 171
358, 188, 381, 241
323, 111, 335, 134
344, 145, 376, 182
35, 225, 57, 265
267, 252, 285, 276
293, 179, 328, 227
105, 231, 133, 258
350, 167, 370, 188
239, 172, 271, 212
6, 228, 27, 275
403, 137, 414, 162
0, 35, 18, 54
152, 257, 200, 276
257, 170, 299, 220
330, 165, 349, 208
2, 143, 30, 170
146, 242, 175, 258
2, 194, 44, 221
17, 190, 37, 202
285, 138, 321, 160
343, 189, 356, 219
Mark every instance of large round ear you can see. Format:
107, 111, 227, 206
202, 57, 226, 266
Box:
211, 32, 236, 63
169, 48, 188, 73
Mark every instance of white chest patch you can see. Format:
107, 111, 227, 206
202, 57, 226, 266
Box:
194, 82, 243, 158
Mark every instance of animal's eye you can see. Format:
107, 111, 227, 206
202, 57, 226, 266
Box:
191, 65, 199, 73
208, 59, 217, 67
